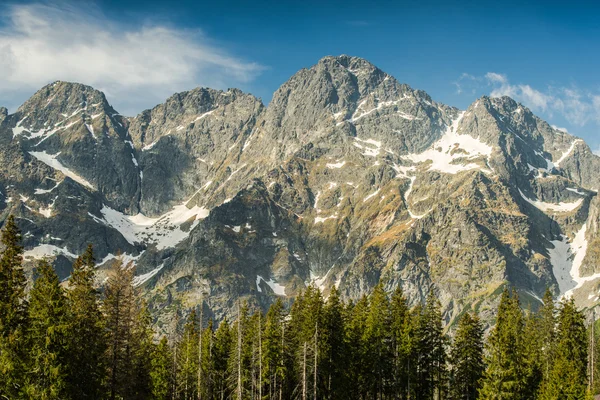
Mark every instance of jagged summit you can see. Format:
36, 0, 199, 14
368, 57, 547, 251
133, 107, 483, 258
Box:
2, 55, 600, 334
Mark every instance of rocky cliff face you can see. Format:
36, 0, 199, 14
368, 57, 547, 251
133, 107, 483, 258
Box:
1, 55, 599, 332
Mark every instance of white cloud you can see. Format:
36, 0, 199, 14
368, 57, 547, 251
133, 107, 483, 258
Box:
476, 72, 600, 127
0, 2, 265, 115
551, 125, 569, 133
485, 72, 508, 85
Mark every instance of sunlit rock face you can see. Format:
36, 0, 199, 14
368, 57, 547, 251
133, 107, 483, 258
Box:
2, 56, 600, 334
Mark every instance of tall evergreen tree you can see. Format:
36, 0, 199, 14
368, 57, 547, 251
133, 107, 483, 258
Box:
263, 299, 286, 400
538, 289, 557, 383
151, 336, 174, 400
479, 288, 526, 400
538, 298, 588, 400
363, 283, 392, 399
24, 259, 70, 399
213, 318, 232, 400
129, 303, 155, 400
199, 319, 216, 400
449, 312, 485, 400
414, 291, 447, 400
389, 286, 412, 399
345, 295, 369, 398
65, 245, 106, 399
0, 215, 28, 398
177, 309, 200, 400
322, 286, 346, 400
103, 257, 137, 400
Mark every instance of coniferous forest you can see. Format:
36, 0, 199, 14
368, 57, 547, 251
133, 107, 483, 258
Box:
0, 214, 595, 400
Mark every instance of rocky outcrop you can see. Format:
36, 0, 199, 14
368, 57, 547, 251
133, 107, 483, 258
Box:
1, 56, 599, 333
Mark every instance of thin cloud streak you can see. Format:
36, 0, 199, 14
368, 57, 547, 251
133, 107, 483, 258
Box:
0, 2, 265, 115
455, 71, 600, 128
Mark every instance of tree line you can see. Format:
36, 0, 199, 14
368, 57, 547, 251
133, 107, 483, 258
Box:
0, 214, 594, 399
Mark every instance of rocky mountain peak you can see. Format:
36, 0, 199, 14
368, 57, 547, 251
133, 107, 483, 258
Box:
3, 55, 600, 335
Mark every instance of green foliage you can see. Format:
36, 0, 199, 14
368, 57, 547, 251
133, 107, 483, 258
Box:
0, 214, 594, 400
150, 337, 173, 400
449, 312, 485, 400
65, 245, 107, 399
0, 215, 28, 398
24, 259, 70, 399
538, 298, 588, 400
479, 288, 526, 399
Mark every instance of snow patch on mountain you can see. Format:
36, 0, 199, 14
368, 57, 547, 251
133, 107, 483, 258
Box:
29, 151, 94, 190
314, 214, 338, 224
554, 140, 583, 168
34, 180, 62, 194
519, 189, 583, 213
402, 112, 493, 174
256, 275, 286, 296
24, 244, 78, 260
133, 263, 165, 287
353, 138, 381, 157
326, 160, 346, 169
549, 224, 592, 298
90, 202, 210, 250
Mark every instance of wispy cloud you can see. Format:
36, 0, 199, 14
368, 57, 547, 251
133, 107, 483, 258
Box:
0, 2, 265, 115
455, 71, 600, 128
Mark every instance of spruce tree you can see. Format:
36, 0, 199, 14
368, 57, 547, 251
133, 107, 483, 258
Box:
129, 303, 155, 400
449, 312, 485, 400
322, 286, 346, 400
389, 286, 412, 399
538, 298, 588, 400
199, 319, 216, 399
151, 336, 173, 400
345, 295, 369, 398
24, 259, 70, 399
414, 291, 447, 400
65, 245, 106, 399
538, 289, 556, 382
363, 283, 392, 399
103, 257, 136, 400
213, 318, 233, 400
479, 288, 526, 400
0, 215, 28, 398
177, 309, 200, 399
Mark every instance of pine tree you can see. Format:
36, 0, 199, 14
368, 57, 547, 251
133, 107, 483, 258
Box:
151, 337, 174, 400
521, 307, 543, 400
538, 298, 588, 400
65, 245, 106, 399
538, 289, 556, 382
414, 291, 447, 400
0, 215, 27, 333
363, 283, 392, 399
449, 312, 485, 400
479, 288, 526, 400
322, 286, 346, 400
199, 319, 216, 400
345, 295, 369, 398
177, 309, 200, 400
24, 259, 70, 399
389, 286, 412, 399
0, 215, 28, 398
103, 257, 136, 400
129, 302, 155, 400
213, 318, 233, 400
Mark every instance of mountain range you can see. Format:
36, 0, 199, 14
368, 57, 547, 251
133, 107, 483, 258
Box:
2, 55, 599, 332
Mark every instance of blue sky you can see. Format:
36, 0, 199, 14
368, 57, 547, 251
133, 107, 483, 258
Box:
1, 0, 599, 151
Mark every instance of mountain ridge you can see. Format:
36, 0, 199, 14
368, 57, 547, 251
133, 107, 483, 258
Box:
1, 55, 599, 333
